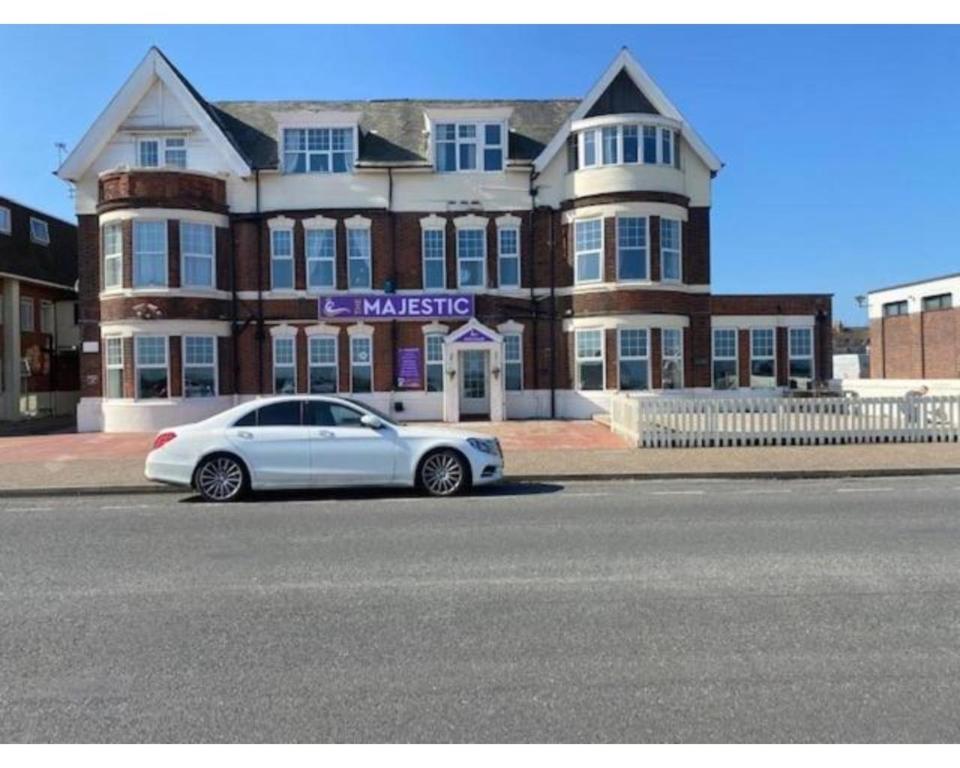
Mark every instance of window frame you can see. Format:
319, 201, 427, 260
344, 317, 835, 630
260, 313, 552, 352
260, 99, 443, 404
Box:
712, 328, 739, 390
272, 336, 297, 395
456, 227, 487, 290
788, 327, 815, 388
29, 217, 50, 245
308, 334, 339, 394
179, 221, 216, 289
503, 332, 523, 391
616, 215, 649, 282
617, 327, 650, 391
136, 136, 187, 169
497, 226, 521, 289
350, 335, 373, 394
132, 219, 169, 288
101, 222, 123, 290
922, 293, 953, 312
0, 206, 10, 235
434, 120, 506, 173
306, 227, 337, 291
749, 327, 776, 389
134, 335, 169, 400
574, 217, 604, 285
281, 127, 356, 175
660, 217, 683, 282
182, 335, 218, 399
19, 297, 34, 332
346, 227, 372, 290
425, 332, 445, 393
40, 300, 54, 335
270, 227, 295, 291
577, 123, 678, 170
882, 300, 908, 317
421, 227, 446, 290
661, 327, 684, 389
103, 335, 124, 399
575, 328, 605, 391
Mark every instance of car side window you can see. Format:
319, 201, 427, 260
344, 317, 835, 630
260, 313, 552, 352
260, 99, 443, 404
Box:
303, 401, 334, 427
329, 404, 365, 426
233, 410, 257, 427
255, 401, 303, 427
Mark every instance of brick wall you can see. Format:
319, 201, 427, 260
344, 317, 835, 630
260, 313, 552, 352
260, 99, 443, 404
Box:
871, 306, 960, 379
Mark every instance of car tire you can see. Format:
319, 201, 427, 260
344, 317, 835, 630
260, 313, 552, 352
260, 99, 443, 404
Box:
419, 449, 469, 497
194, 454, 248, 503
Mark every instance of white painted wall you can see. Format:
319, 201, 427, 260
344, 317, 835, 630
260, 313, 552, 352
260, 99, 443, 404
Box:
838, 379, 960, 397
867, 275, 960, 319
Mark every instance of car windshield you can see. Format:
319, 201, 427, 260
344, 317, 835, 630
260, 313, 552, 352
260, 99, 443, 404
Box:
340, 398, 400, 427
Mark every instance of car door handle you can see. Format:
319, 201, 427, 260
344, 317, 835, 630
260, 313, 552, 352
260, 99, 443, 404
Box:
315, 430, 335, 439
237, 431, 254, 440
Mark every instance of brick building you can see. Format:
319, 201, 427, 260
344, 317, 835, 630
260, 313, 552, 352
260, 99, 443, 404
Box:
57, 47, 832, 432
867, 273, 960, 379
0, 196, 80, 421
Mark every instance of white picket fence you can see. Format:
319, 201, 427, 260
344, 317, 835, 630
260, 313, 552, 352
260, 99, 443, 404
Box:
610, 394, 960, 448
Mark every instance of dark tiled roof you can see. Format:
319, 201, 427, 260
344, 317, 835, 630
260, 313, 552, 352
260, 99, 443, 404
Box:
0, 197, 77, 289
212, 99, 580, 169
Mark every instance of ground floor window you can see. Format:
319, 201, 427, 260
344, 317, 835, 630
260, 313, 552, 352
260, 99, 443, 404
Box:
503, 333, 523, 391
350, 336, 372, 393
618, 328, 649, 390
712, 328, 738, 390
789, 327, 814, 389
750, 328, 776, 388
575, 329, 604, 390
20, 297, 34, 331
183, 335, 217, 398
104, 336, 123, 398
425, 333, 444, 392
309, 335, 338, 393
273, 336, 296, 394
661, 328, 683, 389
40, 301, 54, 335
135, 336, 168, 399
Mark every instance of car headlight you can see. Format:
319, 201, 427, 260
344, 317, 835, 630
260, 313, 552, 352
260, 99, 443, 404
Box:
467, 437, 500, 456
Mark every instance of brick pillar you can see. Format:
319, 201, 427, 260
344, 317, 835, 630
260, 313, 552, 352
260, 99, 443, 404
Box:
169, 336, 182, 397
690, 313, 712, 387
1, 278, 20, 419
296, 329, 308, 393
683, 326, 694, 389
338, 330, 350, 393
649, 215, 661, 282
336, 220, 348, 291
738, 328, 750, 387
605, 328, 618, 390
487, 218, 498, 289
446, 219, 457, 290
168, 220, 180, 288
603, 217, 616, 282
217, 336, 235, 396
776, 327, 789, 386
122, 337, 135, 398
294, 219, 306, 291
650, 328, 662, 389
121, 219, 134, 289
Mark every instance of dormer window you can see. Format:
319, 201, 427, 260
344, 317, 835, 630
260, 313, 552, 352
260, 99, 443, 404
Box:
435, 121, 504, 172
29, 217, 50, 245
283, 128, 355, 174
136, 136, 188, 169
574, 122, 678, 171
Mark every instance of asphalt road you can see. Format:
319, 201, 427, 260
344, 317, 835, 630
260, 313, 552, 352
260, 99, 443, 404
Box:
2, 475, 960, 743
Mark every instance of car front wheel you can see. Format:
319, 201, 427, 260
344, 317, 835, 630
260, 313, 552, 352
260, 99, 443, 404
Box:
419, 450, 469, 497
195, 454, 248, 502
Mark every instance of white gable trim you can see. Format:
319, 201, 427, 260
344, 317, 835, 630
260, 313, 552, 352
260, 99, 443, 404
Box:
534, 49, 722, 175
57, 48, 251, 182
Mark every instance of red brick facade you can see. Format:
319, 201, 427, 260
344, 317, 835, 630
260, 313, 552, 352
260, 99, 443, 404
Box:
870, 307, 960, 379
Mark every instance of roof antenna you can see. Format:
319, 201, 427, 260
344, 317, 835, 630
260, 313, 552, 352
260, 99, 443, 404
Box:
54, 142, 75, 199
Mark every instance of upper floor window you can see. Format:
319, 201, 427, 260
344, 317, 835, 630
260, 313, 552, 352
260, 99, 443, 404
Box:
883, 300, 908, 317
102, 222, 123, 290
617, 216, 647, 281
132, 220, 167, 288
498, 227, 520, 288
270, 228, 294, 290
577, 123, 678, 170
0, 206, 10, 235
422, 229, 446, 290
137, 136, 187, 169
30, 217, 50, 245
180, 222, 215, 288
347, 228, 372, 289
574, 218, 603, 284
660, 218, 682, 281
306, 229, 336, 290
456, 228, 486, 289
283, 128, 354, 174
435, 122, 504, 172
922, 293, 952, 312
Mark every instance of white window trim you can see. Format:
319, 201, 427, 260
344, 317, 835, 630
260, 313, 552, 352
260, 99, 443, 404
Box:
102, 222, 123, 290
180, 221, 216, 289
788, 327, 815, 380
615, 215, 649, 283
308, 333, 339, 394
136, 135, 188, 170
0, 206, 10, 235
433, 120, 506, 173
496, 225, 521, 289
424, 331, 445, 393
661, 327, 684, 389
660, 217, 683, 283
103, 335, 124, 399
575, 328, 606, 391
749, 328, 777, 389
502, 332, 524, 391
305, 226, 337, 291
574, 217, 604, 285
134, 335, 170, 400
270, 227, 295, 291
345, 224, 372, 290
29, 217, 50, 245
617, 327, 650, 391
712, 328, 739, 390
349, 334, 374, 393
280, 126, 358, 175
576, 122, 677, 170
181, 335, 218, 398
272, 335, 298, 394
421, 225, 446, 290
19, 297, 34, 332
132, 219, 169, 289
40, 300, 54, 335
456, 227, 487, 291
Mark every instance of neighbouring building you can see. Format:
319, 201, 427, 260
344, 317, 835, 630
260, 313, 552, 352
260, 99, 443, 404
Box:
56, 47, 832, 433
0, 195, 80, 421
831, 322, 869, 379
867, 273, 960, 379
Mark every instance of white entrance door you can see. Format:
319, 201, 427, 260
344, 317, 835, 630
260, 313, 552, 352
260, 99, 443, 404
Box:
459, 349, 490, 417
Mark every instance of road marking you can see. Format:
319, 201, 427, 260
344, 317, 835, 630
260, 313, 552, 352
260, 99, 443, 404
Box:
836, 487, 894, 493
1, 506, 54, 512
731, 489, 793, 495
650, 490, 706, 496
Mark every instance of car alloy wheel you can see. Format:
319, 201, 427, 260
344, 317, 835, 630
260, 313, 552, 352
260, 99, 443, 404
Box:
196, 456, 246, 502
420, 450, 467, 496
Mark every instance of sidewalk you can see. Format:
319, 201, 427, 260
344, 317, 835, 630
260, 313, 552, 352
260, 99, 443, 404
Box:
0, 421, 958, 495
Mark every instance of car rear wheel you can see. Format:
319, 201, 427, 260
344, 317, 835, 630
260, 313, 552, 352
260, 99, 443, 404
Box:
419, 449, 469, 497
195, 454, 248, 502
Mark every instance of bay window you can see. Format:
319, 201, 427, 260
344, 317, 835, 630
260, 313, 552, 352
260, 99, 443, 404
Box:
617, 216, 647, 281
135, 336, 168, 399
435, 122, 505, 172
662, 328, 683, 389
575, 329, 604, 391
183, 335, 217, 398
712, 328, 738, 390
306, 228, 336, 290
270, 228, 294, 290
504, 333, 523, 391
133, 220, 167, 288
498, 227, 520, 288
350, 336, 372, 393
282, 128, 354, 174
750, 328, 776, 388
309, 336, 338, 394
425, 333, 444, 392
574, 218, 603, 283
347, 228, 371, 289
180, 222, 215, 288
789, 328, 814, 390
104, 336, 123, 398
602, 126, 618, 165
422, 228, 445, 289
643, 126, 658, 163
618, 328, 650, 391
102, 222, 122, 289
457, 229, 486, 289
272, 336, 296, 394
660, 218, 682, 281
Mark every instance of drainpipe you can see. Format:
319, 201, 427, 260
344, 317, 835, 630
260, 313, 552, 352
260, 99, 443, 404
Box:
548, 207, 557, 420
388, 167, 398, 410
229, 198, 239, 404
255, 168, 264, 395
528, 168, 539, 393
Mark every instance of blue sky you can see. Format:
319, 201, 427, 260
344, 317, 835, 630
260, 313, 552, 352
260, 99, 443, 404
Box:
2, 25, 959, 324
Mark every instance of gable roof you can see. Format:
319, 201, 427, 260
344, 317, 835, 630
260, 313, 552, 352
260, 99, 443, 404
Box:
533, 48, 723, 174
56, 47, 252, 182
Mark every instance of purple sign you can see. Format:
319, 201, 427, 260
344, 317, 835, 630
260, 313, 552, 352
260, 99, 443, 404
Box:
395, 347, 423, 389
452, 327, 497, 343
319, 294, 474, 320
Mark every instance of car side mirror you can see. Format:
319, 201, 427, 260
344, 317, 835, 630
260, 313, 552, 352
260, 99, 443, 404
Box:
360, 413, 383, 430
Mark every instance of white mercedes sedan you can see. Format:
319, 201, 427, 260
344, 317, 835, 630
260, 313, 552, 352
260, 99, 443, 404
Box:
144, 396, 504, 502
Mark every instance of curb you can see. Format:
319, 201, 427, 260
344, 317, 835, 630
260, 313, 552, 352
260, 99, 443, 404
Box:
2, 466, 959, 498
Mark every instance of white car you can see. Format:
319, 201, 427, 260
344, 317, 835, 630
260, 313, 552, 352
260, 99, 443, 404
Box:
144, 395, 504, 502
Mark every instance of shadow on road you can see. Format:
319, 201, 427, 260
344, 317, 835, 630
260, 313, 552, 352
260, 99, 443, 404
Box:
178, 481, 565, 505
